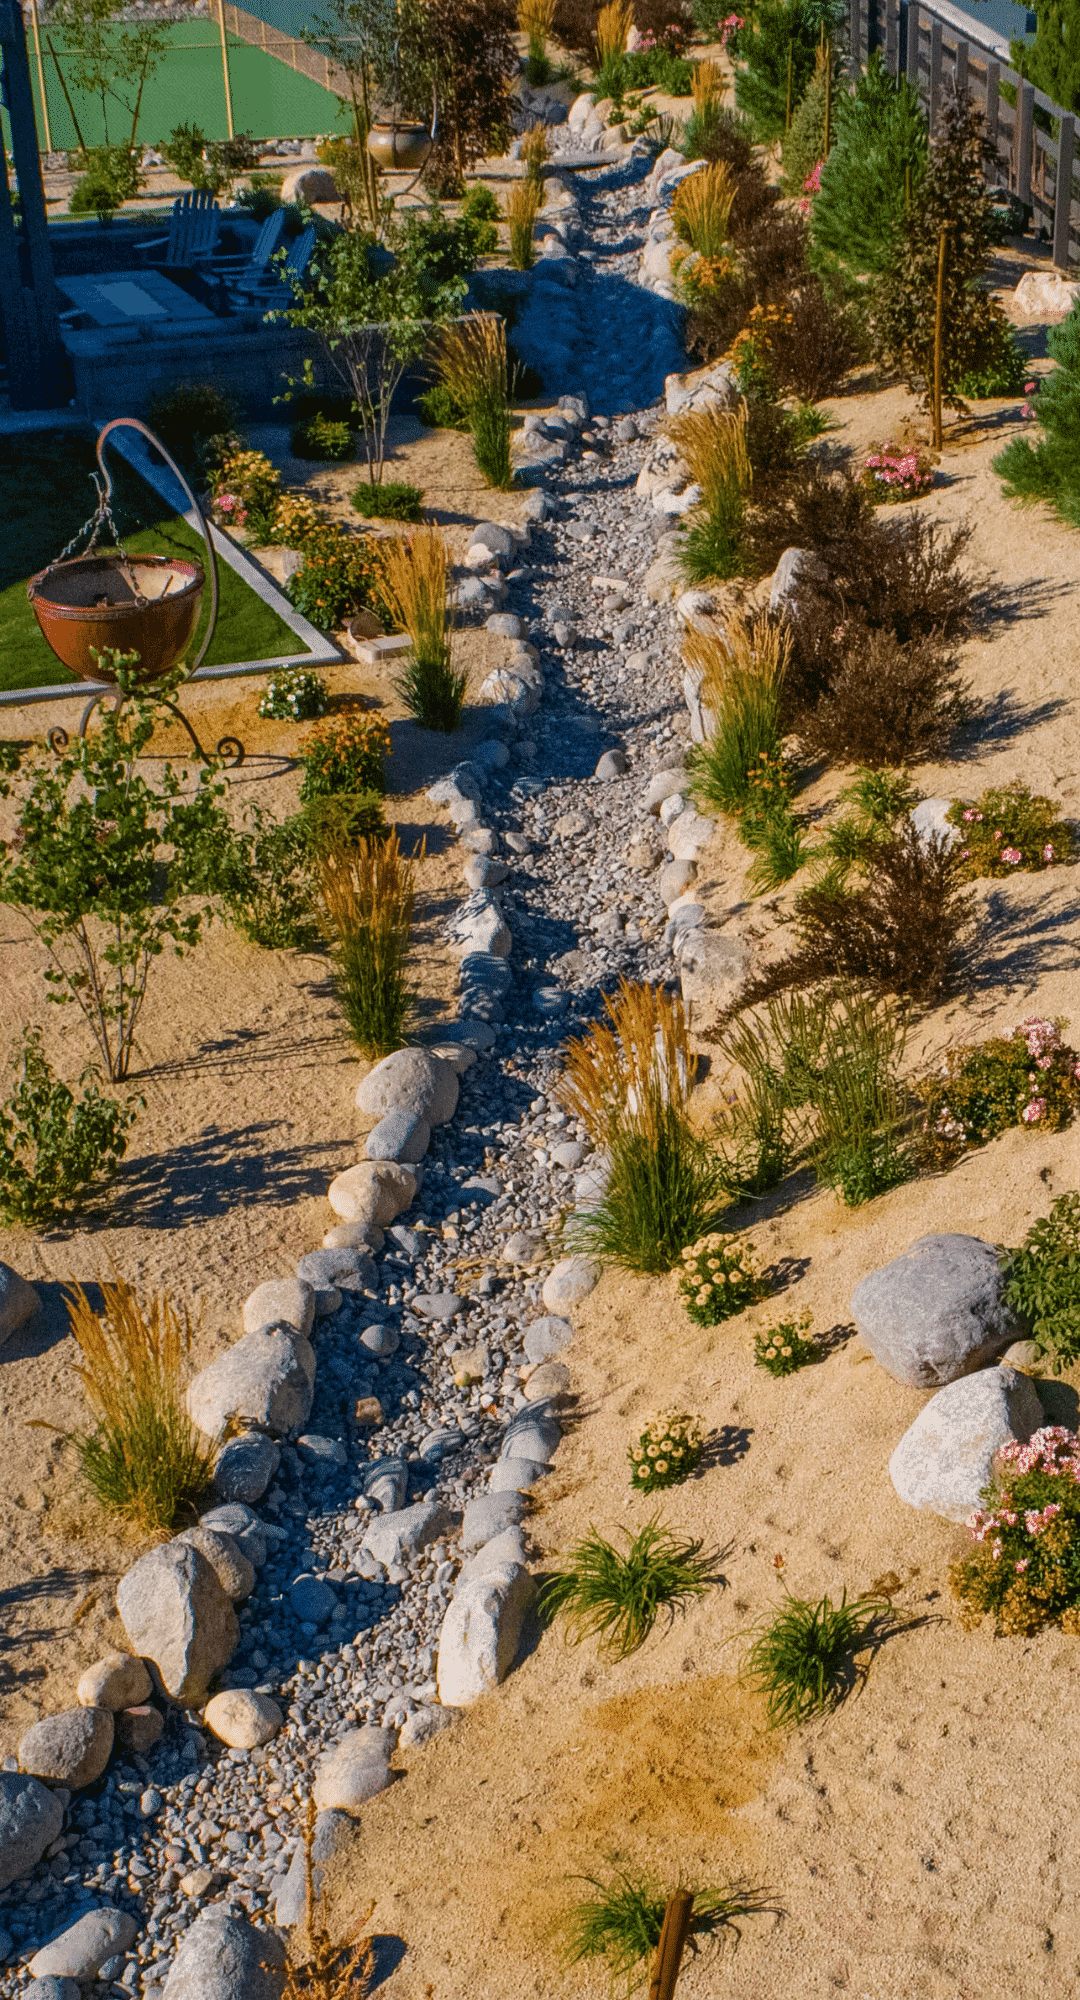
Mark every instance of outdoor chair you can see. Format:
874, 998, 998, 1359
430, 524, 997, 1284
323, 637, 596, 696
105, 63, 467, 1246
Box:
209, 206, 288, 288
226, 223, 316, 305
136, 190, 222, 269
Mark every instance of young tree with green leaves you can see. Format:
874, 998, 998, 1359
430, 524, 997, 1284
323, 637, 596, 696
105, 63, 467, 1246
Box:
56, 0, 166, 150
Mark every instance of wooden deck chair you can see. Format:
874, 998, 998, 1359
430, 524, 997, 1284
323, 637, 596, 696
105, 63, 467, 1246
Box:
137, 190, 221, 268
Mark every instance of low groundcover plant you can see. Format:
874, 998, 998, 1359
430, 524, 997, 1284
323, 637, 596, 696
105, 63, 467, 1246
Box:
628, 1410, 704, 1493
754, 1309, 818, 1376
949, 1426, 1080, 1634
861, 440, 935, 502
258, 667, 329, 722
678, 1231, 766, 1325
1000, 1190, 1080, 1373
920, 1016, 1080, 1162
946, 780, 1074, 879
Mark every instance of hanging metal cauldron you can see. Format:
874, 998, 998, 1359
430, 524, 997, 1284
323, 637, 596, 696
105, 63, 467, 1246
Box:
366, 119, 433, 172
26, 416, 242, 766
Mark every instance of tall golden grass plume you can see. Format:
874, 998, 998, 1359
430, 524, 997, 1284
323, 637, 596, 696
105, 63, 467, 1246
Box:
671, 162, 737, 257
692, 58, 726, 111
519, 0, 556, 45
666, 399, 752, 516
435, 311, 508, 410
316, 828, 419, 1056
521, 123, 551, 179
596, 0, 633, 67
505, 178, 542, 266
379, 525, 451, 669
559, 979, 697, 1145
683, 613, 791, 710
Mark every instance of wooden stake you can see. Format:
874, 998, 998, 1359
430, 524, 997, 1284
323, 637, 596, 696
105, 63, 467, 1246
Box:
648, 1892, 695, 2000
824, 42, 832, 154
30, 0, 52, 154
932, 223, 947, 451
217, 0, 235, 142
785, 43, 794, 130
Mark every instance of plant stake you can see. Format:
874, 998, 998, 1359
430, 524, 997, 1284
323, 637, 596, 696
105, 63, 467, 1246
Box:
932, 223, 948, 450
648, 1891, 695, 2000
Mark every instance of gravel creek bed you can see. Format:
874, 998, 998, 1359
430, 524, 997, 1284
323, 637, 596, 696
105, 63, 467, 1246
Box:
0, 151, 703, 1993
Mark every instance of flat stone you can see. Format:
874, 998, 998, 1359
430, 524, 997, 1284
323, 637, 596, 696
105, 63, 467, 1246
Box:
501, 1230, 547, 1266
297, 1245, 375, 1294
436, 1563, 535, 1706
187, 1326, 316, 1438
852, 1233, 1028, 1389
297, 1432, 347, 1466
313, 1727, 393, 1814
288, 1574, 337, 1625
0, 1773, 63, 1890
356, 1048, 459, 1127
462, 1491, 526, 1552
523, 1315, 574, 1364
161, 1908, 286, 2000
117, 1543, 238, 1704
354, 1395, 385, 1426
489, 1455, 549, 1491
352, 632, 413, 669
211, 1433, 281, 1506
362, 1500, 459, 1570
274, 1808, 359, 1926
30, 1908, 138, 1982
26, 1981, 80, 2000
889, 1367, 1043, 1522
485, 613, 525, 638
241, 1279, 314, 1339
18, 1707, 113, 1789
364, 1456, 407, 1511
451, 1343, 489, 1387
203, 1690, 283, 1749
412, 1292, 464, 1321
365, 1108, 432, 1164
502, 1411, 561, 1463
542, 1256, 601, 1311
525, 1360, 571, 1400
0, 1262, 39, 1344
76, 1651, 151, 1712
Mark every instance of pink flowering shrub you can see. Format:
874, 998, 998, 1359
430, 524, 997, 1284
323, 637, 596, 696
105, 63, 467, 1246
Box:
860, 440, 935, 503
799, 158, 822, 217
717, 12, 743, 48
919, 1016, 1080, 1163
950, 1426, 1080, 1634
946, 779, 1074, 880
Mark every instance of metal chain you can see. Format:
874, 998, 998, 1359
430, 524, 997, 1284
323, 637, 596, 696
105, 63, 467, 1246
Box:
49, 475, 131, 569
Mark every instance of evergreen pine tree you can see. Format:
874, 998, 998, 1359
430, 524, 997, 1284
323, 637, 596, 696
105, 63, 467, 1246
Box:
810, 51, 927, 275
995, 301, 1080, 524
1011, 1, 1080, 117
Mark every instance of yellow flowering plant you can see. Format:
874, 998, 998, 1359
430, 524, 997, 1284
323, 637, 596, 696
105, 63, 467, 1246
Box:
677, 1231, 767, 1326
754, 1310, 818, 1377
629, 1410, 704, 1493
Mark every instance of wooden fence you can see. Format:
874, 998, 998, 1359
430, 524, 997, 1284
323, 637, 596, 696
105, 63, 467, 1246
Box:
848, 0, 1078, 268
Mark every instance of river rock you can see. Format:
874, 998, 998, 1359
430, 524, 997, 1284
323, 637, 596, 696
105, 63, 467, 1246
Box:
211, 1432, 281, 1505
296, 1245, 376, 1295
356, 1048, 459, 1127
523, 1315, 573, 1363
852, 1233, 1027, 1388
364, 1108, 432, 1164
361, 1499, 459, 1570
241, 1279, 314, 1339
187, 1326, 316, 1437
462, 1490, 527, 1551
203, 1690, 283, 1748
29, 1908, 138, 1982
117, 1543, 239, 1703
161, 1908, 286, 2000
76, 1652, 151, 1712
18, 1707, 113, 1789
489, 1455, 549, 1491
327, 1160, 418, 1226
173, 1527, 255, 1603
398, 1704, 454, 1750
436, 1563, 535, 1706
889, 1367, 1043, 1522
312, 1727, 393, 1813
274, 1808, 359, 1926
0, 1774, 63, 1889
117, 1705, 164, 1753
288, 1574, 337, 1625
542, 1256, 601, 1311
198, 1504, 268, 1568
0, 1263, 39, 1345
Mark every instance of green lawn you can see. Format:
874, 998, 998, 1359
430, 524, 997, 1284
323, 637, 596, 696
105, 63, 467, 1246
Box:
0, 432, 307, 695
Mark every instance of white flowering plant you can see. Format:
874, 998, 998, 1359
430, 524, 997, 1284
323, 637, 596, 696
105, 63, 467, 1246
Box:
678, 1231, 766, 1326
257, 668, 329, 722
754, 1310, 818, 1377
628, 1410, 704, 1493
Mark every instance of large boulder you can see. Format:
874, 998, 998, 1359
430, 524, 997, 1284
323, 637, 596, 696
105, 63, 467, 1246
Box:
889, 1367, 1043, 1522
436, 1563, 535, 1706
162, 1909, 286, 2000
76, 1652, 151, 1712
18, 1707, 113, 1789
0, 1262, 39, 1345
677, 928, 748, 1033
29, 1909, 138, 1982
852, 1233, 1027, 1387
356, 1048, 459, 1127
0, 1773, 64, 1889
241, 1278, 315, 1339
768, 545, 831, 622
116, 1542, 238, 1703
326, 1160, 418, 1227
187, 1326, 316, 1437
279, 164, 338, 204
312, 1727, 394, 1813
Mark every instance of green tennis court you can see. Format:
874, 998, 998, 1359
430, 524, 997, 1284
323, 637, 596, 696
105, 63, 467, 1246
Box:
7, 21, 349, 152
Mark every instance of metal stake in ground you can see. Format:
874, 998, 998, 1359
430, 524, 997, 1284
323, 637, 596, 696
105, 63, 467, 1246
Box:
932, 224, 948, 451
648, 1891, 695, 2000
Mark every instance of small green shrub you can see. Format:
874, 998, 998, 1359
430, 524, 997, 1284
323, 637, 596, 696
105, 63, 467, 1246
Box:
947, 781, 1074, 879
920, 1016, 1080, 1165
755, 1309, 819, 1375
564, 1868, 772, 1987
542, 1515, 719, 1658
434, 315, 514, 488
628, 1409, 704, 1494
678, 1232, 766, 1324
350, 480, 425, 522
290, 413, 354, 461
743, 1586, 889, 1725
744, 808, 812, 893
257, 668, 329, 721
732, 0, 841, 143
459, 182, 500, 255
949, 1426, 1080, 1633
957, 340, 1027, 399
144, 382, 239, 483
287, 525, 386, 630
682, 100, 756, 168
235, 172, 283, 220
192, 807, 338, 952
1001, 1192, 1080, 1373
417, 382, 471, 430
68, 144, 142, 220
0, 1031, 138, 1229
810, 52, 927, 277
994, 302, 1080, 528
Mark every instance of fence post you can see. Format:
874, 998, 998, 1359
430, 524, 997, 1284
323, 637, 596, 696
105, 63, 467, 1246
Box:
1017, 78, 1034, 211
886, 0, 900, 77
906, 0, 920, 92
985, 57, 999, 158
929, 17, 942, 132
850, 0, 861, 77
1053, 114, 1075, 269
955, 35, 968, 101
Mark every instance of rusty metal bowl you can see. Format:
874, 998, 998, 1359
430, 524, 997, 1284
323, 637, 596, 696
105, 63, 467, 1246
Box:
367, 121, 433, 171
27, 552, 204, 684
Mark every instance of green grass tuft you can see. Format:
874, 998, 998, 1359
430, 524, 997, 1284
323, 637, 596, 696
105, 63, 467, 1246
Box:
564, 1866, 775, 1991
743, 1587, 890, 1726
541, 1515, 720, 1658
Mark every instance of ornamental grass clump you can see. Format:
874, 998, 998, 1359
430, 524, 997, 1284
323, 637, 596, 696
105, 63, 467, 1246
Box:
754, 1310, 818, 1376
678, 1233, 766, 1325
316, 830, 417, 1056
563, 1868, 773, 1988
59, 1281, 216, 1533
949, 1426, 1080, 1633
743, 1586, 891, 1726
541, 1515, 719, 1658
671, 162, 738, 260
521, 122, 550, 187
380, 527, 467, 733
628, 1410, 704, 1493
520, 0, 557, 82
434, 313, 514, 489
505, 178, 542, 270
946, 781, 1074, 879
919, 1017, 1080, 1166
669, 399, 751, 581
558, 979, 729, 1272
1000, 1193, 1080, 1374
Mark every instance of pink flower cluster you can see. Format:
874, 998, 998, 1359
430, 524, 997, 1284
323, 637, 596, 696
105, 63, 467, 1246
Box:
1022, 379, 1039, 420
638, 24, 685, 50
1018, 1016, 1062, 1063
717, 12, 743, 47
215, 492, 248, 524
864, 444, 934, 495
966, 1428, 1080, 1566
799, 159, 823, 216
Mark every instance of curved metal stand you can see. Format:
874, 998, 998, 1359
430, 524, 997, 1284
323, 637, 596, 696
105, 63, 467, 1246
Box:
46, 417, 244, 767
